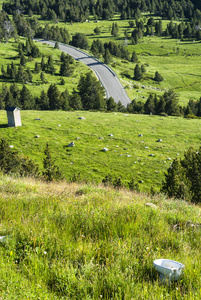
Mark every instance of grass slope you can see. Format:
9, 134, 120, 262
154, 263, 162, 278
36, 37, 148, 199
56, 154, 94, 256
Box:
1, 110, 201, 192
34, 16, 201, 105
0, 39, 90, 96
0, 175, 201, 299
2, 16, 201, 105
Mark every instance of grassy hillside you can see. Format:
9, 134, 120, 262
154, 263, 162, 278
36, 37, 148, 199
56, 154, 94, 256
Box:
0, 175, 201, 299
1, 110, 201, 192
34, 16, 201, 105
0, 39, 90, 97
1, 16, 201, 105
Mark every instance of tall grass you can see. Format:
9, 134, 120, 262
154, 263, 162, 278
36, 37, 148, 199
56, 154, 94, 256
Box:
0, 175, 201, 298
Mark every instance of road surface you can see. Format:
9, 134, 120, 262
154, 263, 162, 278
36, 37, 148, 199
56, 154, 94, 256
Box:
34, 39, 131, 107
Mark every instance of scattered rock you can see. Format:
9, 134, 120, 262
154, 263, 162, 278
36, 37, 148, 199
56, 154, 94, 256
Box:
35, 118, 41, 121
157, 139, 162, 142
58, 124, 61, 127
9, 145, 14, 148
35, 135, 40, 138
145, 146, 149, 149
78, 117, 86, 120
102, 147, 108, 152
138, 134, 143, 137
76, 137, 81, 140
127, 155, 131, 157
99, 137, 104, 139
139, 180, 143, 183
108, 133, 113, 137
149, 154, 154, 156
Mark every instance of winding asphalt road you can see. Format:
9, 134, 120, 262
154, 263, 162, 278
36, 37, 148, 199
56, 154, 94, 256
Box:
34, 39, 131, 106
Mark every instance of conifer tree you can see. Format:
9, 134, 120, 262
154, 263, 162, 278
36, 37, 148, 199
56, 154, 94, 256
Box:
43, 143, 62, 181
154, 71, 163, 82
131, 50, 138, 62
134, 64, 143, 80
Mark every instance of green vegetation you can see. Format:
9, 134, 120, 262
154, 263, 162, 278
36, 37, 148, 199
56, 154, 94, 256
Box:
162, 146, 201, 203
0, 110, 201, 192
0, 175, 201, 298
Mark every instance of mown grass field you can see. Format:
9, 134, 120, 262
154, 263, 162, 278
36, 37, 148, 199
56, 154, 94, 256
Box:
0, 175, 201, 299
1, 110, 201, 192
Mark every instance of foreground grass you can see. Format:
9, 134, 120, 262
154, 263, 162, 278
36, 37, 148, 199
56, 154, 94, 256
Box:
1, 110, 201, 192
0, 175, 201, 299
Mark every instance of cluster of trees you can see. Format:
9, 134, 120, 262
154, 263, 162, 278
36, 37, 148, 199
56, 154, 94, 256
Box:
184, 98, 201, 117
127, 90, 182, 116
0, 138, 39, 177
2, 62, 33, 84
36, 25, 70, 44
3, 0, 201, 22
133, 64, 163, 82
0, 11, 17, 42
18, 38, 41, 58
165, 19, 201, 40
91, 39, 130, 62
161, 146, 201, 203
0, 138, 62, 181
127, 91, 201, 117
0, 72, 106, 111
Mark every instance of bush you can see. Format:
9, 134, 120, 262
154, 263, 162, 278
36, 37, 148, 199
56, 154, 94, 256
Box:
161, 147, 201, 203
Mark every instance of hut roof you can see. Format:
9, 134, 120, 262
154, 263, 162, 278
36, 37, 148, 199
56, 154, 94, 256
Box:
6, 107, 21, 112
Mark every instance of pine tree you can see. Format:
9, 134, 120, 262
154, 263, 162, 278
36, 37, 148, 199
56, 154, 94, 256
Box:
69, 89, 83, 110
40, 71, 45, 83
35, 62, 41, 73
39, 90, 49, 110
106, 97, 116, 111
131, 51, 138, 62
78, 72, 105, 110
111, 22, 119, 37
134, 64, 143, 80
43, 143, 62, 181
47, 55, 55, 74
47, 84, 61, 110
20, 85, 35, 109
41, 56, 46, 71
54, 41, 59, 49
20, 54, 26, 66
144, 94, 155, 114
103, 48, 112, 64
154, 71, 163, 82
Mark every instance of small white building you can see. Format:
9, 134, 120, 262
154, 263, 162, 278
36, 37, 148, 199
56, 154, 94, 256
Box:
6, 107, 22, 127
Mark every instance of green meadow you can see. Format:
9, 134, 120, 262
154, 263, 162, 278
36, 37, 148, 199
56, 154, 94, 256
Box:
1, 110, 201, 192
2, 15, 201, 105
0, 175, 201, 298
0, 39, 90, 96
34, 16, 201, 105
